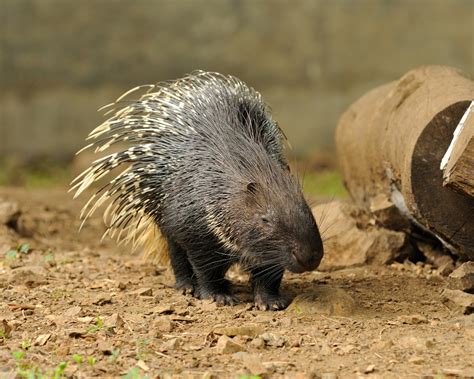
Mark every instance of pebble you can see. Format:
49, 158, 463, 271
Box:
397, 314, 428, 324
260, 332, 286, 347
129, 287, 153, 296
441, 289, 474, 314
249, 337, 265, 349
160, 337, 182, 351
152, 316, 174, 333
213, 324, 263, 338
215, 335, 245, 354
448, 262, 474, 292
408, 356, 425, 364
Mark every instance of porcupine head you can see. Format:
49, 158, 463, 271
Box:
71, 71, 324, 310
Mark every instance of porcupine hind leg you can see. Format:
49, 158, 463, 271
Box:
250, 266, 291, 311
187, 249, 238, 306
168, 240, 196, 295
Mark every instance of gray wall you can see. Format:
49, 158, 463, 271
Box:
1, 0, 473, 161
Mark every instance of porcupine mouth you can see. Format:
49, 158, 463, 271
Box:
287, 252, 321, 273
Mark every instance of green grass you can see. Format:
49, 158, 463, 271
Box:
0, 160, 70, 188
300, 170, 347, 198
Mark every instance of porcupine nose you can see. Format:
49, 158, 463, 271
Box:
290, 232, 324, 273
292, 249, 322, 272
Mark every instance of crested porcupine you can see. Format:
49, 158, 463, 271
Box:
71, 71, 324, 310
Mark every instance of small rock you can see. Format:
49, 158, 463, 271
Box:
97, 340, 114, 355
237, 352, 267, 375
292, 373, 315, 379
397, 314, 428, 324
150, 305, 175, 315
416, 241, 454, 275
153, 316, 174, 333
371, 339, 394, 351
68, 329, 88, 338
321, 373, 337, 379
77, 316, 94, 323
259, 332, 286, 348
215, 335, 245, 354
364, 364, 376, 374
64, 306, 82, 317
129, 287, 153, 296
103, 313, 125, 328
92, 294, 112, 306
34, 334, 51, 346
213, 324, 263, 338
136, 360, 149, 371
249, 337, 265, 349
442, 289, 474, 314
117, 281, 127, 290
0, 200, 20, 225
408, 356, 425, 364
0, 320, 12, 339
448, 262, 474, 292
160, 337, 182, 351
288, 285, 357, 316
312, 201, 410, 269
339, 344, 357, 354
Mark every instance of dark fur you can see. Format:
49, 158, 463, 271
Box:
73, 72, 324, 310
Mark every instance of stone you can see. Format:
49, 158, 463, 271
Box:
397, 314, 428, 324
129, 287, 153, 296
259, 332, 286, 348
0, 200, 20, 225
442, 289, 474, 314
249, 337, 265, 349
103, 313, 125, 328
448, 262, 474, 292
215, 335, 245, 354
160, 337, 182, 351
34, 334, 51, 346
153, 316, 174, 333
150, 305, 175, 315
234, 352, 267, 375
288, 285, 357, 316
213, 324, 263, 338
92, 294, 112, 306
408, 356, 425, 364
97, 340, 114, 354
313, 201, 409, 270
64, 306, 82, 317
416, 241, 454, 275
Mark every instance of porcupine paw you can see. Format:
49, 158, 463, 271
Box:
254, 292, 291, 311
195, 283, 239, 306
175, 279, 196, 295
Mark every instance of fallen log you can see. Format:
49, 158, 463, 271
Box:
335, 66, 474, 259
441, 102, 474, 197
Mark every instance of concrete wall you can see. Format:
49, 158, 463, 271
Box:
1, 0, 473, 161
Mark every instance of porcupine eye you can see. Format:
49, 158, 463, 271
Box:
261, 216, 270, 224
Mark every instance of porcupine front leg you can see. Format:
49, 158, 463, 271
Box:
187, 249, 238, 306
168, 240, 196, 295
250, 266, 291, 311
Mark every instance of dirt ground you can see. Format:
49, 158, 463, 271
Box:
0, 187, 473, 379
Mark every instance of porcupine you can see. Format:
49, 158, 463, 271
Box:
71, 71, 324, 310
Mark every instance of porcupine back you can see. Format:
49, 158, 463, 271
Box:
70, 71, 287, 263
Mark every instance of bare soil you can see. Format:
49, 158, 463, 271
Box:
0, 188, 473, 379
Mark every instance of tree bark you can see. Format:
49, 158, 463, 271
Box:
442, 102, 474, 198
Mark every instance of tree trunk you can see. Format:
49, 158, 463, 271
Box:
335, 66, 474, 259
